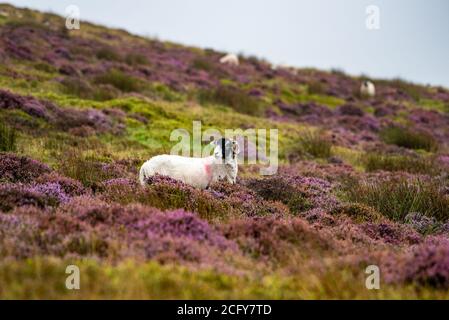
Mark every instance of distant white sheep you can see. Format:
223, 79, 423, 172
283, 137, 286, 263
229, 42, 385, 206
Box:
360, 80, 376, 97
219, 53, 239, 66
139, 138, 240, 189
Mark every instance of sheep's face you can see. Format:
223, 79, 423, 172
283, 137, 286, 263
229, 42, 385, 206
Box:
211, 138, 240, 164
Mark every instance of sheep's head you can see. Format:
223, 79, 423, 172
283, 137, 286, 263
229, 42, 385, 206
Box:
211, 138, 240, 164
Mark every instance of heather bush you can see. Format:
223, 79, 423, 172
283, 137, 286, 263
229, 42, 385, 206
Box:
191, 57, 216, 72
0, 207, 111, 259
58, 152, 129, 190
245, 176, 312, 214
57, 198, 237, 264
337, 104, 365, 117
131, 210, 235, 251
208, 181, 288, 217
0, 153, 51, 183
402, 239, 449, 288
222, 216, 334, 261
0, 89, 48, 119
102, 175, 231, 221
96, 47, 122, 61
0, 184, 60, 211
198, 85, 263, 116
125, 53, 148, 66
307, 81, 326, 95
391, 78, 424, 101
61, 77, 119, 101
359, 222, 421, 246
35, 172, 85, 197
363, 152, 438, 175
0, 120, 16, 152
380, 126, 438, 151
94, 69, 142, 93
331, 202, 384, 223
343, 177, 449, 221
404, 212, 441, 235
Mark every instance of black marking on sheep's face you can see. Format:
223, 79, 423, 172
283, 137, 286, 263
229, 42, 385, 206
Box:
214, 138, 234, 163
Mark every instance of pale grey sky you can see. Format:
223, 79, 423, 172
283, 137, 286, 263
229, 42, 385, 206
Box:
5, 0, 449, 87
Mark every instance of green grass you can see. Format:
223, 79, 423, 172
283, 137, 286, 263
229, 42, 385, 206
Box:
198, 85, 264, 116
343, 178, 449, 222
380, 126, 439, 152
0, 120, 17, 152
287, 130, 332, 160
1, 258, 448, 299
363, 152, 438, 175
94, 69, 142, 93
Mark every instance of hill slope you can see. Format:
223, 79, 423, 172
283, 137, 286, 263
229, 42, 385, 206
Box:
0, 4, 449, 299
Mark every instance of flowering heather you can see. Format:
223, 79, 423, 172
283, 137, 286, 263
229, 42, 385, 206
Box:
0, 89, 48, 119
359, 222, 421, 246
404, 212, 440, 235
222, 216, 335, 261
130, 209, 236, 251
245, 175, 339, 214
331, 203, 384, 224
35, 172, 85, 196
0, 153, 51, 183
0, 183, 59, 211
1, 5, 449, 298
401, 239, 449, 288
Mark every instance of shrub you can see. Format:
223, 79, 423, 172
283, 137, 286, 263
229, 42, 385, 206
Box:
35, 172, 85, 197
245, 176, 313, 214
307, 81, 326, 95
101, 175, 232, 221
343, 178, 449, 221
0, 89, 48, 119
198, 86, 263, 116
191, 57, 217, 72
0, 121, 16, 152
331, 203, 384, 223
125, 53, 148, 66
391, 78, 423, 101
363, 153, 437, 175
60, 77, 94, 99
94, 70, 142, 93
58, 152, 125, 190
288, 131, 332, 160
222, 216, 333, 261
380, 126, 438, 151
0, 153, 51, 183
96, 47, 122, 61
0, 183, 60, 212
402, 240, 449, 288
404, 212, 440, 235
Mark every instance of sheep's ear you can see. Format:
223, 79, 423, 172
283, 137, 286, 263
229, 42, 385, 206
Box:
232, 140, 240, 154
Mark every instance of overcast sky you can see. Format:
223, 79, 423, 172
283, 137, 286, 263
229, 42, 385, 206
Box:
7, 0, 449, 87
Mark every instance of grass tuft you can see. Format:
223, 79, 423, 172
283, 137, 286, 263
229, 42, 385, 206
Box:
380, 126, 438, 152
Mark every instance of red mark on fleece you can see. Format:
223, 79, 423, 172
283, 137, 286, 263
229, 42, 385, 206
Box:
204, 163, 212, 179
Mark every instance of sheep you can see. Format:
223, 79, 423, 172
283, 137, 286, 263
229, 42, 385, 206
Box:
360, 80, 376, 97
139, 138, 240, 189
219, 53, 239, 66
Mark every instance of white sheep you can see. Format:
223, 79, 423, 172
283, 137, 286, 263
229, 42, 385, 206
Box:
360, 80, 376, 97
139, 138, 240, 189
219, 53, 239, 66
